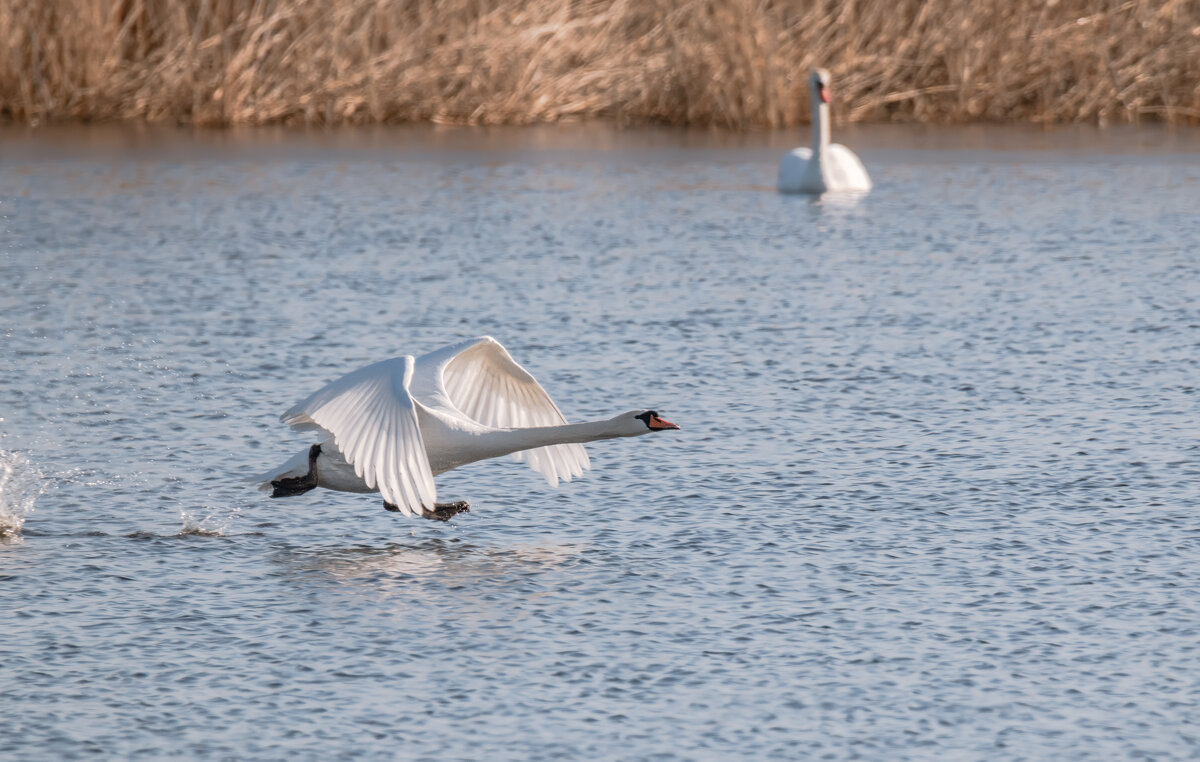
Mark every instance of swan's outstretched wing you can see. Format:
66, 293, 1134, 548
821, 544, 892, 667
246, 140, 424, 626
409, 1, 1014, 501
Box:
418, 336, 590, 487
281, 356, 437, 517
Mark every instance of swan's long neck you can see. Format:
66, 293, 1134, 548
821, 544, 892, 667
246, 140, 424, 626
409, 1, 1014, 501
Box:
811, 89, 830, 159
457, 417, 630, 466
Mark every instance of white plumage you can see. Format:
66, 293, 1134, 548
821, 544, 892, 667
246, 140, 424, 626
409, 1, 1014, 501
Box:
281, 355, 438, 516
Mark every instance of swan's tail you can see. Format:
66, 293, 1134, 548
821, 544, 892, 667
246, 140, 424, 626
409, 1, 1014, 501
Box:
246, 447, 312, 493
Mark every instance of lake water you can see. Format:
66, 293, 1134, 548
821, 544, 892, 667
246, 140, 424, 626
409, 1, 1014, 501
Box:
2, 124, 1199, 760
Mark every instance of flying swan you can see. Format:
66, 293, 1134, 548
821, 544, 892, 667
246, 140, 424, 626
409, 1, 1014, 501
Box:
777, 68, 872, 194
256, 337, 680, 520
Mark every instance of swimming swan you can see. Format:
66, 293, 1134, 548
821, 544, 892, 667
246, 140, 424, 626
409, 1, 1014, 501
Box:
256, 336, 680, 520
777, 68, 872, 194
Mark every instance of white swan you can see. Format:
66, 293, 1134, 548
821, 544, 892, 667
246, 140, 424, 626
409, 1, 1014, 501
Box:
777, 68, 872, 194
256, 337, 680, 520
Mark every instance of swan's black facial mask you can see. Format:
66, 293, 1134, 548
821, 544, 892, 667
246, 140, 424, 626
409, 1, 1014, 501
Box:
636, 411, 680, 431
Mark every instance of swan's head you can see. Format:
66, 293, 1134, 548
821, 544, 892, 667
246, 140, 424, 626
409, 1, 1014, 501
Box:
810, 68, 831, 104
615, 410, 680, 437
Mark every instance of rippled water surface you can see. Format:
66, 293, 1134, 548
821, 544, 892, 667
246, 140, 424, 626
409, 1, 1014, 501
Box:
3, 125, 1199, 760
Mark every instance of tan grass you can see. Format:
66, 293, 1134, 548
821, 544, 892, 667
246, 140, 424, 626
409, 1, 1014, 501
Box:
2, 0, 1199, 127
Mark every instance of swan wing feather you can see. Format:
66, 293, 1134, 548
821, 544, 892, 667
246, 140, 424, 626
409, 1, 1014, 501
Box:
281, 356, 437, 517
826, 143, 872, 191
424, 336, 590, 487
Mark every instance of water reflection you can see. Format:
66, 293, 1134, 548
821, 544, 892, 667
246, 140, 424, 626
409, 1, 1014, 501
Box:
821, 190, 869, 206
281, 538, 590, 588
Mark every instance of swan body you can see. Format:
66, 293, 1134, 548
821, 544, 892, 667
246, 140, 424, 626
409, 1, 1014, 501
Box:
777, 68, 871, 195
256, 337, 679, 518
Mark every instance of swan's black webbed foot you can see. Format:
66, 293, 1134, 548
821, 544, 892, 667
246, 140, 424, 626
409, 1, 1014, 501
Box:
382, 500, 469, 520
271, 444, 321, 497
425, 501, 471, 521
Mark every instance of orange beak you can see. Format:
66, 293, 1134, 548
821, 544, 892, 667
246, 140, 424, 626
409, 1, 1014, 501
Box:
649, 414, 680, 430
819, 86, 830, 104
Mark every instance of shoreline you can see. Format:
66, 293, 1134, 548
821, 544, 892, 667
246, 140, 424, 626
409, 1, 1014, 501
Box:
5, 122, 1200, 163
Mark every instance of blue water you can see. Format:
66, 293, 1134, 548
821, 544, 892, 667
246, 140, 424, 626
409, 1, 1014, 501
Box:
2, 124, 1199, 760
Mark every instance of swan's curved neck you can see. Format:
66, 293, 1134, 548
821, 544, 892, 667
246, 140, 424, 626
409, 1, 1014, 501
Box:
476, 418, 630, 460
811, 92, 830, 156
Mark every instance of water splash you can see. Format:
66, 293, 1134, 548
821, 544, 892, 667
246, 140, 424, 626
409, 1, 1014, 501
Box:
179, 505, 241, 537
0, 450, 50, 539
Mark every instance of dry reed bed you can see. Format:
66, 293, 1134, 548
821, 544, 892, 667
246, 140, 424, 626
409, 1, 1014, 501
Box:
3, 0, 1199, 127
